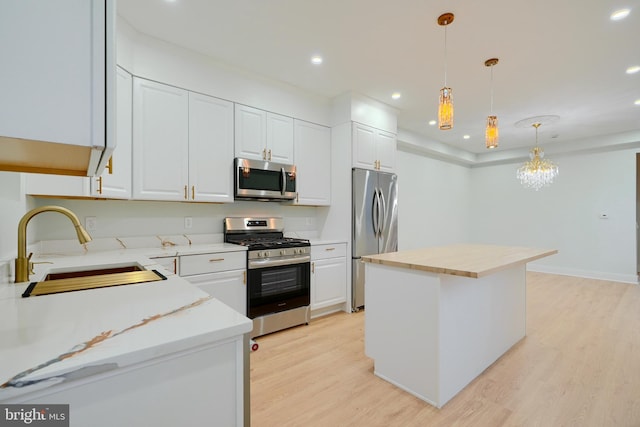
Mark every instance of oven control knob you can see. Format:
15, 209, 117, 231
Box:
264, 251, 270, 257
280, 250, 285, 256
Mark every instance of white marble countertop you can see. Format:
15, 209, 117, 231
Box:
0, 250, 252, 401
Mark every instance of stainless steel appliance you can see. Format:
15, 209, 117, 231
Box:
352, 168, 398, 311
234, 157, 297, 201
224, 217, 310, 338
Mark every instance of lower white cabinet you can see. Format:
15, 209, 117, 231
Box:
311, 243, 347, 312
179, 251, 247, 316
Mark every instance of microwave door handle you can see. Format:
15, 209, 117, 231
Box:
280, 167, 286, 195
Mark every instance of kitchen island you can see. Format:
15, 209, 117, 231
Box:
361, 244, 557, 408
0, 253, 252, 426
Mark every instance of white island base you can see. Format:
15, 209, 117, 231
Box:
363, 245, 557, 408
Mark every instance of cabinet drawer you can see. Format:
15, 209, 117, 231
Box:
311, 243, 347, 260
179, 251, 246, 276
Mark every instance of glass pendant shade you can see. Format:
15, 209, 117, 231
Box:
438, 87, 453, 130
485, 115, 498, 149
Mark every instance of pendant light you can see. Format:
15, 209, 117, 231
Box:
516, 123, 559, 190
484, 58, 499, 149
437, 13, 454, 130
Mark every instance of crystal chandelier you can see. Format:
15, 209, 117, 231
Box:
516, 123, 559, 190
484, 58, 499, 149
437, 13, 454, 130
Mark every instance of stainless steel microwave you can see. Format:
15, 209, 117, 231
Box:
234, 157, 297, 201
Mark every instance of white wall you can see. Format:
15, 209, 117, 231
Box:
469, 148, 638, 283
396, 149, 471, 250
0, 173, 31, 279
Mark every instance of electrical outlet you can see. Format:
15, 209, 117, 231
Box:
85, 216, 97, 231
184, 217, 193, 229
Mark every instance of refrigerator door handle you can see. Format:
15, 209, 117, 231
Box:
378, 189, 386, 235
372, 189, 379, 236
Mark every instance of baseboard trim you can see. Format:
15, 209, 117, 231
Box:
527, 264, 639, 284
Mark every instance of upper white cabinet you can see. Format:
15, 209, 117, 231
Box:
132, 78, 234, 202
133, 78, 189, 201
352, 122, 396, 173
0, 0, 115, 177
188, 93, 234, 203
235, 104, 294, 163
92, 66, 133, 199
26, 66, 132, 199
293, 120, 331, 206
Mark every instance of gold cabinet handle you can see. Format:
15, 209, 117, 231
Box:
191, 185, 195, 200
262, 148, 267, 160
296, 192, 299, 203
325, 247, 336, 251
184, 185, 188, 200
243, 271, 246, 285
97, 176, 103, 194
106, 156, 113, 174
209, 258, 225, 262
311, 261, 315, 273
172, 258, 177, 274
268, 149, 272, 160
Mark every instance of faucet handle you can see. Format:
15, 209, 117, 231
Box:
27, 252, 34, 275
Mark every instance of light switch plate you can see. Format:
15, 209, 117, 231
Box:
85, 216, 97, 231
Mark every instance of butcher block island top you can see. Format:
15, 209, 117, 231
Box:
361, 244, 558, 278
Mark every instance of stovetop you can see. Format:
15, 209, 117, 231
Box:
226, 235, 310, 250
224, 217, 309, 251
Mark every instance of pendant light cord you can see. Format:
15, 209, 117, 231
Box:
443, 25, 448, 86
490, 66, 494, 114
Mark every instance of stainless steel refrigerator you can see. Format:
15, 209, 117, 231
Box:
352, 167, 398, 311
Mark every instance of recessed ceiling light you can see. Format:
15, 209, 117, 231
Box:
391, 92, 401, 100
626, 65, 640, 74
635, 99, 640, 106
610, 9, 630, 20
463, 135, 470, 140
311, 55, 323, 65
428, 120, 436, 126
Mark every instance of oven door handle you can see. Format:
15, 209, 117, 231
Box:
248, 255, 311, 269
280, 167, 286, 196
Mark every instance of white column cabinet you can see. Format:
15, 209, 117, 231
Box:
133, 78, 189, 201
293, 120, 331, 206
235, 104, 294, 163
352, 122, 396, 172
132, 78, 234, 202
311, 243, 347, 313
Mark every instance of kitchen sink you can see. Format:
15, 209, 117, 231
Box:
44, 264, 144, 281
23, 262, 167, 297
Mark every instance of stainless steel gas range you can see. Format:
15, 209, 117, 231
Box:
224, 217, 311, 338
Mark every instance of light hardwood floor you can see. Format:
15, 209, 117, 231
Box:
250, 272, 640, 427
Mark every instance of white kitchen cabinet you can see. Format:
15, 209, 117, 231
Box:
180, 251, 247, 315
90, 67, 133, 199
235, 104, 294, 163
25, 67, 132, 199
133, 78, 189, 201
293, 120, 331, 206
0, 0, 115, 177
133, 78, 234, 202
311, 243, 347, 313
150, 256, 179, 275
352, 122, 396, 172
188, 92, 235, 203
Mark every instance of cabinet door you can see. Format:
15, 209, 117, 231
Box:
188, 93, 234, 203
132, 78, 189, 201
294, 120, 331, 206
0, 0, 113, 167
266, 112, 294, 163
312, 257, 347, 310
234, 104, 266, 161
92, 66, 132, 198
352, 123, 377, 170
376, 130, 397, 173
184, 270, 247, 316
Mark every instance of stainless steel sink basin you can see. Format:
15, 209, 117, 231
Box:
23, 263, 167, 297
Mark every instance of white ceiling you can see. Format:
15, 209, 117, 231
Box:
117, 0, 640, 157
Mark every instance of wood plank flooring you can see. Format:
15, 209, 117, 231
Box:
250, 272, 640, 427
